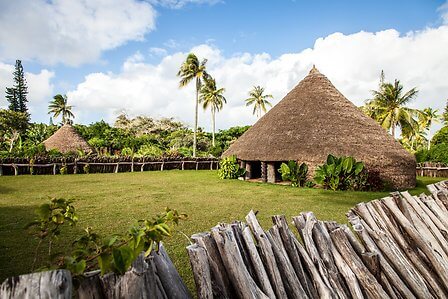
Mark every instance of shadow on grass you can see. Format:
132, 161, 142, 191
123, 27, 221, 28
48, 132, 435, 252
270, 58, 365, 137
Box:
0, 205, 84, 283
0, 185, 16, 194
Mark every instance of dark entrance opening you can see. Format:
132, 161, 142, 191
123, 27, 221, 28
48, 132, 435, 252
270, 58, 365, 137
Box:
251, 161, 262, 178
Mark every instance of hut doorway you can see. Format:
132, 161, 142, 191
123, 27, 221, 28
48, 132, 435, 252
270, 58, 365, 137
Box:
250, 161, 262, 179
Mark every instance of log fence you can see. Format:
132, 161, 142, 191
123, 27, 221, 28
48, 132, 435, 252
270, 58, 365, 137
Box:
0, 158, 219, 176
188, 180, 448, 298
416, 162, 448, 177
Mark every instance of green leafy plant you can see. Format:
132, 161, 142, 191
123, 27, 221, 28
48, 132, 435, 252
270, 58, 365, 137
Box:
60, 165, 67, 175
218, 155, 246, 179
83, 163, 90, 174
25, 198, 78, 270
314, 154, 365, 191
64, 208, 187, 276
278, 161, 308, 187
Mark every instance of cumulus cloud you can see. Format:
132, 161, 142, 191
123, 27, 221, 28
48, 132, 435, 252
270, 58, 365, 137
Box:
0, 63, 54, 118
64, 25, 448, 136
149, 0, 223, 9
0, 0, 156, 66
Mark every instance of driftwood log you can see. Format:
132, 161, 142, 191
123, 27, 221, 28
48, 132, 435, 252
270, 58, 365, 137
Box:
188, 180, 448, 299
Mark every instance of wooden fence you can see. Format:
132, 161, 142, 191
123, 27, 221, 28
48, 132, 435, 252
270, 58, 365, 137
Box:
188, 180, 448, 298
0, 244, 191, 298
0, 158, 219, 176
417, 162, 448, 178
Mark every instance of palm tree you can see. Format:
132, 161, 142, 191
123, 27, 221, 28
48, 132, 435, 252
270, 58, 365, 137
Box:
366, 77, 420, 139
48, 94, 74, 125
418, 107, 440, 150
200, 75, 226, 147
177, 53, 208, 157
245, 86, 273, 118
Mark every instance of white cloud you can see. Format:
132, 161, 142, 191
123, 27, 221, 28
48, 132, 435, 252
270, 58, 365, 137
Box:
438, 1, 448, 24
149, 0, 222, 9
149, 47, 168, 56
60, 25, 448, 137
0, 0, 156, 66
0, 63, 54, 119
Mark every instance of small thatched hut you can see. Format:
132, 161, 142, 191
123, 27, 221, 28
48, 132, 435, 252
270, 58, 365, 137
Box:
224, 66, 416, 189
43, 124, 93, 154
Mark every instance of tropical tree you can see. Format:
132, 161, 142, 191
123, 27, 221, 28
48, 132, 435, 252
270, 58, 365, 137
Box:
200, 75, 226, 147
365, 75, 421, 139
442, 99, 448, 125
5, 60, 28, 114
245, 86, 273, 118
177, 53, 208, 157
48, 94, 75, 124
418, 107, 440, 150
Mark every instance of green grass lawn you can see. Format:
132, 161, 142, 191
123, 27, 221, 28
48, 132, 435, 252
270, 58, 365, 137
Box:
0, 170, 444, 292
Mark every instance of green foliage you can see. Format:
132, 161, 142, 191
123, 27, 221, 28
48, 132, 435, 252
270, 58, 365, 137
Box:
6, 60, 28, 113
431, 126, 448, 146
64, 208, 187, 276
137, 144, 163, 157
314, 154, 365, 191
25, 198, 78, 269
218, 155, 246, 179
278, 161, 308, 187
121, 147, 134, 156
47, 149, 63, 157
60, 165, 68, 175
83, 164, 90, 174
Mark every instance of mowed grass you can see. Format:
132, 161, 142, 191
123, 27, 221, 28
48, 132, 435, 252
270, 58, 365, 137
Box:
0, 170, 444, 292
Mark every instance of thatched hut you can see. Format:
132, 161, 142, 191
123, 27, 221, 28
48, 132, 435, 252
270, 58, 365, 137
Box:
224, 66, 416, 189
43, 124, 93, 154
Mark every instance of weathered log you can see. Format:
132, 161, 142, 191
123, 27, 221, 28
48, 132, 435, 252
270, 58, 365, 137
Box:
348, 213, 416, 299
292, 213, 337, 297
191, 232, 234, 298
100, 253, 158, 299
231, 223, 257, 280
290, 233, 333, 299
382, 196, 448, 290
241, 227, 276, 299
371, 199, 447, 298
211, 225, 269, 299
0, 269, 72, 298
152, 244, 191, 299
245, 210, 287, 298
272, 215, 318, 299
330, 228, 389, 298
77, 270, 104, 299
187, 244, 213, 299
266, 226, 309, 298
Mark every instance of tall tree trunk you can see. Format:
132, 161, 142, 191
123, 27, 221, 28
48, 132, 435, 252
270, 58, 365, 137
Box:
391, 115, 396, 139
212, 107, 216, 147
193, 78, 199, 157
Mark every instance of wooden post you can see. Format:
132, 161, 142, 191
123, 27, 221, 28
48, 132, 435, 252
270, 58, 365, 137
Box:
0, 269, 72, 298
161, 162, 164, 171
182, 161, 185, 170
74, 160, 77, 174
13, 164, 18, 176
210, 161, 213, 170
267, 163, 276, 183
114, 163, 119, 173
0, 165, 2, 176
53, 163, 57, 175
245, 162, 252, 179
196, 161, 199, 171
261, 162, 267, 182
131, 158, 134, 172
187, 244, 213, 299
141, 163, 145, 172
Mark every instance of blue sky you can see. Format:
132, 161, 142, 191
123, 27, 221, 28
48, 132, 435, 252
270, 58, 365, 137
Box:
0, 0, 447, 134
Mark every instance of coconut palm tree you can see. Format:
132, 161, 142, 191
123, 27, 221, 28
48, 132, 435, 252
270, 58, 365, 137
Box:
245, 86, 273, 118
48, 94, 74, 125
200, 75, 226, 147
366, 78, 420, 139
177, 53, 208, 157
418, 107, 440, 150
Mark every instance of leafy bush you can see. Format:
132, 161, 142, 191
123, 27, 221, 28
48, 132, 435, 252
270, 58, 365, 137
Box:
137, 144, 163, 157
415, 143, 448, 164
431, 126, 448, 146
83, 163, 90, 174
47, 149, 63, 157
218, 155, 246, 179
314, 154, 365, 191
278, 161, 308, 187
60, 165, 67, 175
121, 147, 134, 156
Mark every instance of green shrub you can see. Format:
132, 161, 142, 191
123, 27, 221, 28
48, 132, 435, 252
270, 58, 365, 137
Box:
137, 144, 163, 157
431, 126, 448, 146
429, 143, 448, 163
314, 154, 365, 191
60, 165, 68, 175
47, 149, 63, 157
218, 155, 246, 179
121, 147, 134, 156
83, 164, 90, 174
278, 161, 308, 187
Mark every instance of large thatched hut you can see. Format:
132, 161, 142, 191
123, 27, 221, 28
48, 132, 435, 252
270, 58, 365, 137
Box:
43, 124, 93, 154
224, 66, 416, 189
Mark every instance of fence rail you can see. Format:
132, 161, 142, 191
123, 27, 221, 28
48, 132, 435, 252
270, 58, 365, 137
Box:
0, 159, 219, 176
416, 163, 448, 178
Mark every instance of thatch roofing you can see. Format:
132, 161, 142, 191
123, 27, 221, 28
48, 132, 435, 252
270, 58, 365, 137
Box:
224, 66, 416, 188
43, 124, 93, 154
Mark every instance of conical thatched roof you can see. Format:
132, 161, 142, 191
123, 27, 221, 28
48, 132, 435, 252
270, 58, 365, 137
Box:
224, 66, 416, 189
43, 124, 93, 154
